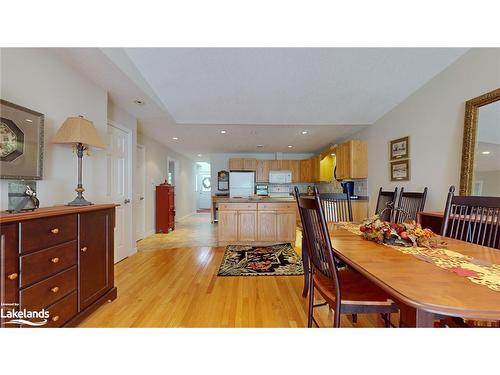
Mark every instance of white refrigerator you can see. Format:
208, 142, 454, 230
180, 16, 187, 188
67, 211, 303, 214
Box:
229, 171, 255, 198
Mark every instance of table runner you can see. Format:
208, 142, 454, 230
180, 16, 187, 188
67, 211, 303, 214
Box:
330, 222, 500, 292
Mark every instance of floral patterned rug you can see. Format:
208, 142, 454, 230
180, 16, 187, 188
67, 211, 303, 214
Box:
217, 243, 304, 276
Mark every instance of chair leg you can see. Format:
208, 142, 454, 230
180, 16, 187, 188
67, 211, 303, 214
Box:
301, 237, 309, 298
352, 314, 357, 324
383, 313, 391, 328
307, 273, 315, 328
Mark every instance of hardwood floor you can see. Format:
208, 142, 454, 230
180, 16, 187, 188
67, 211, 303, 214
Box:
79, 245, 398, 328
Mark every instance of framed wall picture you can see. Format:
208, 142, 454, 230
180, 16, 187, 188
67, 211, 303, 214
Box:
390, 159, 410, 181
0, 99, 44, 180
390, 136, 409, 160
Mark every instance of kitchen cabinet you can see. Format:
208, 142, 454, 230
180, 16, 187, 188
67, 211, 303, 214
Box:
256, 160, 270, 182
268, 160, 282, 171
257, 211, 277, 241
312, 155, 321, 182
276, 211, 296, 242
237, 211, 258, 241
229, 158, 257, 171
218, 210, 239, 242
229, 158, 243, 170
351, 201, 369, 222
290, 160, 301, 182
335, 140, 368, 180
280, 160, 290, 171
218, 201, 296, 245
300, 159, 313, 182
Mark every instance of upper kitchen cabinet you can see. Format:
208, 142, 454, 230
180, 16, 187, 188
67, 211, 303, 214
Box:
334, 140, 368, 180
300, 159, 313, 182
268, 160, 282, 171
289, 160, 301, 182
312, 155, 321, 182
256, 160, 270, 182
229, 158, 257, 171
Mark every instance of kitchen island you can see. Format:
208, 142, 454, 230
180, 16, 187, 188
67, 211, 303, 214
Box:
217, 197, 297, 246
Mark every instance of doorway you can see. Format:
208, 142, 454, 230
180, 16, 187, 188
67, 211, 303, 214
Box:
107, 121, 134, 263
196, 162, 211, 211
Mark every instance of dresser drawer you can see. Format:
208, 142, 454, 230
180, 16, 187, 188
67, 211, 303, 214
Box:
21, 214, 77, 254
44, 292, 77, 328
20, 241, 77, 288
20, 266, 77, 311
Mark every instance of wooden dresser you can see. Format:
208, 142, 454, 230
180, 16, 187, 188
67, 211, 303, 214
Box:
0, 204, 117, 328
156, 184, 175, 233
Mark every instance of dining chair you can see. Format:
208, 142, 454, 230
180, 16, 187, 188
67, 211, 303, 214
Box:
394, 187, 428, 223
294, 186, 398, 328
441, 185, 500, 249
375, 187, 398, 222
319, 192, 353, 223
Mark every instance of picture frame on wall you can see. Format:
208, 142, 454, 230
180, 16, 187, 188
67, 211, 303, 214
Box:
390, 136, 409, 160
390, 159, 410, 181
0, 99, 44, 180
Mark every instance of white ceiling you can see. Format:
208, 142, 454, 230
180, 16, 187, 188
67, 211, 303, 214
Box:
53, 48, 468, 160
124, 48, 467, 125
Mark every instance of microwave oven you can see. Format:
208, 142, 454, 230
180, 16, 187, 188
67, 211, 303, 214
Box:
269, 170, 292, 184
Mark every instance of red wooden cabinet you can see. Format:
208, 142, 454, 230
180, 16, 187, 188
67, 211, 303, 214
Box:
156, 184, 175, 233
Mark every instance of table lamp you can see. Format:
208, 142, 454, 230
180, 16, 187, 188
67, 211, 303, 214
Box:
53, 116, 106, 206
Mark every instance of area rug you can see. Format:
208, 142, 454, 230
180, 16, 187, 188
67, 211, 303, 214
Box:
217, 243, 304, 276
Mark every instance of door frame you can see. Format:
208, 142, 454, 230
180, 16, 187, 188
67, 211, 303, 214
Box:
107, 120, 135, 260
167, 156, 180, 221
135, 143, 146, 241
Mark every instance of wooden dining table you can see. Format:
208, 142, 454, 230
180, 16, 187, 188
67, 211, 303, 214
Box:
325, 225, 500, 327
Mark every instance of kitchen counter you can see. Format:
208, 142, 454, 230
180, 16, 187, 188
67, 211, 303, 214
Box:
211, 195, 295, 222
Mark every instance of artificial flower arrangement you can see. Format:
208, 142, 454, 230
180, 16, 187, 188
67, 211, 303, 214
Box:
359, 215, 446, 249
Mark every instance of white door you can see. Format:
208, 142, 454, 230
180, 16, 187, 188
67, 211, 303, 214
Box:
107, 123, 133, 263
198, 173, 211, 209
135, 144, 146, 241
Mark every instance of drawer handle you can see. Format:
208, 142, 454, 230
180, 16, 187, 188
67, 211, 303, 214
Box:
51, 286, 60, 293
81, 247, 87, 253
51, 228, 60, 234
52, 315, 60, 322
51, 257, 60, 263
7, 273, 18, 280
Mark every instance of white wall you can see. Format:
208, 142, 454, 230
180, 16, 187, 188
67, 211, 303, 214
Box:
475, 171, 500, 196
137, 131, 197, 235
0, 48, 108, 210
353, 48, 500, 213
210, 152, 314, 194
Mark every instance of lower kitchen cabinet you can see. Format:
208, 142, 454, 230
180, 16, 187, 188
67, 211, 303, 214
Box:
237, 211, 257, 241
218, 202, 296, 245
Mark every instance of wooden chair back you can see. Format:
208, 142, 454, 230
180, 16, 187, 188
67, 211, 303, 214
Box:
294, 186, 342, 326
375, 187, 398, 222
395, 187, 428, 223
319, 192, 353, 222
441, 186, 500, 249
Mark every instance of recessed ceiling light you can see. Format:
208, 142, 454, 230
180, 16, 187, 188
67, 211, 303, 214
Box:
287, 145, 293, 148
197, 154, 202, 157
220, 130, 227, 134
133, 100, 145, 105
481, 151, 491, 155
172, 137, 179, 140
25, 119, 33, 123
301, 131, 308, 135
256, 145, 264, 148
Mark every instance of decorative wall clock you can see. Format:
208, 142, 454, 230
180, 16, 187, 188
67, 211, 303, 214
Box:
0, 99, 44, 180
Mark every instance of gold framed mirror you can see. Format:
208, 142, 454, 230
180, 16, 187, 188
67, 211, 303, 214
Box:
459, 88, 500, 195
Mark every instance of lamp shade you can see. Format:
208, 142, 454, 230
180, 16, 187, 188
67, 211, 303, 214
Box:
52, 116, 106, 148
